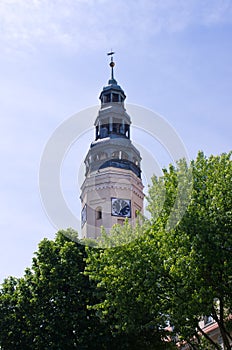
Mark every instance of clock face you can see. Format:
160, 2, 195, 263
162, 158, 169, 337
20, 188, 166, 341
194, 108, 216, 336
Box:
111, 198, 131, 217
81, 205, 87, 227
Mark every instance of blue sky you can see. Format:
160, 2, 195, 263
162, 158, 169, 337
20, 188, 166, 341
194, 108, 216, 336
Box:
0, 0, 231, 282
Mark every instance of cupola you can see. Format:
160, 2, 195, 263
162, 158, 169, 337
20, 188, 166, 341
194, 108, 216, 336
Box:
99, 51, 126, 106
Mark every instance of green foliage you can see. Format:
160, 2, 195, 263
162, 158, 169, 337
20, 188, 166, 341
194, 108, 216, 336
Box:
86, 151, 232, 349
151, 152, 232, 349
147, 159, 193, 231
0, 229, 112, 349
1, 152, 231, 349
86, 222, 176, 349
95, 218, 146, 248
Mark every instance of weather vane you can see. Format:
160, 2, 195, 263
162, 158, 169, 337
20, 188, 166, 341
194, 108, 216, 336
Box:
107, 50, 115, 59
107, 50, 115, 81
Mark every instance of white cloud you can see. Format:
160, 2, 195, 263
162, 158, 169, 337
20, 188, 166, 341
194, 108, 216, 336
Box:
202, 0, 232, 25
0, 0, 231, 55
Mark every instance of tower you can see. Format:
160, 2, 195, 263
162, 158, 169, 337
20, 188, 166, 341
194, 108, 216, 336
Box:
80, 53, 144, 239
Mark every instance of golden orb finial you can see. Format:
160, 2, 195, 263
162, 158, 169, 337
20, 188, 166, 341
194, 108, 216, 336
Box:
107, 50, 116, 83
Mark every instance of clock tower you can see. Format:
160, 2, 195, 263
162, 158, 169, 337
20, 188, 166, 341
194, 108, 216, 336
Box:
80, 53, 144, 239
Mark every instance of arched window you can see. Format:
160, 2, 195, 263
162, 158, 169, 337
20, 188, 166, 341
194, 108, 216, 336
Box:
133, 157, 139, 166
121, 151, 128, 160
96, 207, 102, 220
94, 152, 108, 162
112, 93, 119, 102
112, 118, 121, 134
125, 124, 130, 138
112, 151, 128, 160
112, 151, 120, 159
103, 94, 111, 103
99, 152, 107, 160
93, 154, 99, 161
100, 125, 109, 138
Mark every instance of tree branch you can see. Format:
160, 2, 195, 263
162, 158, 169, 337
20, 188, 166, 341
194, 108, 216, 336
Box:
212, 303, 231, 350
196, 324, 221, 350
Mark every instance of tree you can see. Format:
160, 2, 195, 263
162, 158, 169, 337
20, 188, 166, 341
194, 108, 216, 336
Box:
86, 221, 176, 349
0, 230, 113, 349
86, 152, 232, 349
1, 152, 231, 349
148, 152, 232, 349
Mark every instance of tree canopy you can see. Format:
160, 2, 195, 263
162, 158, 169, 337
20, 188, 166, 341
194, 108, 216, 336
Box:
0, 151, 231, 349
86, 151, 232, 349
0, 230, 113, 349
164, 152, 232, 349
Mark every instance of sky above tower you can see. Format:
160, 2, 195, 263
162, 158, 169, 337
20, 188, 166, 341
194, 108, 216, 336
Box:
0, 0, 232, 281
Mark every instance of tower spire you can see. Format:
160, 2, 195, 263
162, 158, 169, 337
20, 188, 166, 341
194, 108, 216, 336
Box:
80, 55, 144, 239
107, 51, 117, 84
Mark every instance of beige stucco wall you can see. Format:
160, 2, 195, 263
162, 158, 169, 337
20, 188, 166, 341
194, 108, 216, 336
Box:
81, 167, 144, 238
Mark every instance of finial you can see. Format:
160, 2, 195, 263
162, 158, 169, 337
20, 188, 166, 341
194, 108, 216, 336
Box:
107, 51, 117, 84
107, 50, 115, 61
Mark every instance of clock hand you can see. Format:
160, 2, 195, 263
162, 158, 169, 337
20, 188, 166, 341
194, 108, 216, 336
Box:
119, 201, 122, 213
